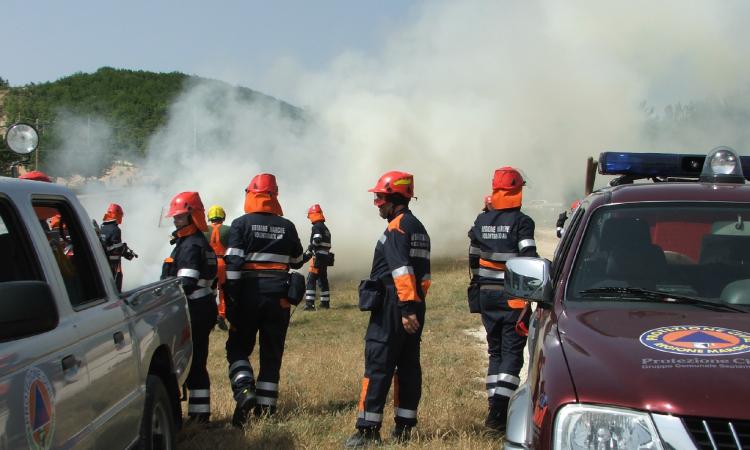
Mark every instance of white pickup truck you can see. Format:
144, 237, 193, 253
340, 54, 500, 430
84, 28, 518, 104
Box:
0, 172, 193, 448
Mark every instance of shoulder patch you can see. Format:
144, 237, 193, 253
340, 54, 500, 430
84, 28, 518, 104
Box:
387, 214, 405, 233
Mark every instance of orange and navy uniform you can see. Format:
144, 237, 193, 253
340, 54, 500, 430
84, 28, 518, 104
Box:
357, 208, 431, 430
223, 212, 304, 411
304, 220, 332, 305
161, 231, 218, 419
370, 209, 431, 316
467, 207, 537, 411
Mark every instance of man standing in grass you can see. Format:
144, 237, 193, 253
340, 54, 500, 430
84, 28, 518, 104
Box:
302, 203, 333, 310
224, 173, 305, 427
345, 171, 431, 447
467, 167, 537, 432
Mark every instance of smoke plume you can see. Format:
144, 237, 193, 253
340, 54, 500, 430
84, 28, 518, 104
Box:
75, 0, 750, 289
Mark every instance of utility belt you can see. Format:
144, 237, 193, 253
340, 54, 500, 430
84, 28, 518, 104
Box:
236, 269, 305, 306
239, 269, 288, 279
467, 281, 525, 313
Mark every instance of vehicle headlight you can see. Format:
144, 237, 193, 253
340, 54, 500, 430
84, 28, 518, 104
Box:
554, 404, 663, 450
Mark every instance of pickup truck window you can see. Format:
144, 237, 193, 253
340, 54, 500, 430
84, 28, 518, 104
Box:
0, 199, 41, 282
567, 203, 750, 308
33, 200, 106, 308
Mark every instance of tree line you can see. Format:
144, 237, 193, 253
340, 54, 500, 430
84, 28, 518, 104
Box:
0, 67, 302, 178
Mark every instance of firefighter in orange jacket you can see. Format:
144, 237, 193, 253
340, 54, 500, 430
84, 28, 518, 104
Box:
223, 174, 304, 427
345, 171, 431, 447
161, 192, 218, 422
205, 205, 231, 330
303, 204, 332, 310
467, 167, 537, 432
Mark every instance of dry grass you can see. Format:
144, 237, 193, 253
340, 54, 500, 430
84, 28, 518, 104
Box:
176, 259, 496, 449
177, 230, 558, 449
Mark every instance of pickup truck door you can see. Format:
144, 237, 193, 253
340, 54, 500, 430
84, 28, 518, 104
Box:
31, 198, 141, 448
0, 196, 94, 449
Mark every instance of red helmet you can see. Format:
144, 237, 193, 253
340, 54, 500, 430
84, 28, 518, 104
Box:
368, 171, 414, 198
19, 171, 51, 183
492, 167, 525, 191
307, 204, 322, 215
166, 192, 205, 217
246, 173, 279, 195
104, 203, 124, 224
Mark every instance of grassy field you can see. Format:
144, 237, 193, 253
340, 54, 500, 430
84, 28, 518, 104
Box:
177, 230, 557, 449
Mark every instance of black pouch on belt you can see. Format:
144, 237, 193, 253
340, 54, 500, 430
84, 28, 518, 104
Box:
358, 278, 384, 311
467, 282, 481, 313
328, 252, 335, 267
286, 271, 306, 305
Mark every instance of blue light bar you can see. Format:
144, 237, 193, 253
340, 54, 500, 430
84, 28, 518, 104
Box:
599, 152, 750, 179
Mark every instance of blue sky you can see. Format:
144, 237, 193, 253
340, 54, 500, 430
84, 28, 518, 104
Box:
4, 0, 413, 96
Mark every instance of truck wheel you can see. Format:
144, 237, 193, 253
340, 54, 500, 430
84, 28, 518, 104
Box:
137, 375, 176, 450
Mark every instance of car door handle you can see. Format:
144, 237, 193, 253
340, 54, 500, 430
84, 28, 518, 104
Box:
62, 355, 80, 371
113, 331, 124, 345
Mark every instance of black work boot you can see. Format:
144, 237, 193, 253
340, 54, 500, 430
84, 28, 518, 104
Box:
319, 301, 330, 309
231, 386, 256, 428
303, 301, 316, 311
484, 405, 507, 433
344, 428, 381, 448
390, 423, 413, 443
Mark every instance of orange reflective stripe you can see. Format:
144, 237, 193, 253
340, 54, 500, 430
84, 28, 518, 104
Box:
358, 378, 370, 412
394, 273, 419, 302
164, 257, 174, 263
309, 266, 319, 274
387, 213, 405, 234
507, 298, 526, 309
393, 374, 400, 408
479, 259, 506, 270
242, 262, 289, 270
420, 280, 432, 297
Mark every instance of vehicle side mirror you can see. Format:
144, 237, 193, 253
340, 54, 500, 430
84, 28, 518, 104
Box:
505, 257, 553, 304
0, 281, 59, 342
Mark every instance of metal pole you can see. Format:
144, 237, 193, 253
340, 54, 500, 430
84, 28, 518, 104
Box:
34, 118, 40, 170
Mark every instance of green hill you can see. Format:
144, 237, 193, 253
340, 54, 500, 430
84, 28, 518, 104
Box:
0, 67, 302, 177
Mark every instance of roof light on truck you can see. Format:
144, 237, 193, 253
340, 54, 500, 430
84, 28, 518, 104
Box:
699, 146, 745, 184
598, 147, 748, 186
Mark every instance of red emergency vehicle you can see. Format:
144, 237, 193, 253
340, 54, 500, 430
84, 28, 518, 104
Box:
504, 147, 750, 450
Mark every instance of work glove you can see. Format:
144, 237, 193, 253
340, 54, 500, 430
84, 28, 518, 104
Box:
302, 249, 313, 264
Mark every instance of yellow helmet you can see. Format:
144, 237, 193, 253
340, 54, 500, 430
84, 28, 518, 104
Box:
207, 205, 226, 222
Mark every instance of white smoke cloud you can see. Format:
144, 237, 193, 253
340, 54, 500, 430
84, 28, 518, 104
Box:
74, 0, 750, 289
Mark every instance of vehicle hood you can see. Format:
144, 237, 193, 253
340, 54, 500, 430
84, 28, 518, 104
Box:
558, 304, 750, 419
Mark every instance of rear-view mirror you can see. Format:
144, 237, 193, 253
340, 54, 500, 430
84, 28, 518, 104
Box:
0, 281, 58, 341
505, 257, 553, 303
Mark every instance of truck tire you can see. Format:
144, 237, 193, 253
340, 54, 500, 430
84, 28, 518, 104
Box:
137, 375, 176, 450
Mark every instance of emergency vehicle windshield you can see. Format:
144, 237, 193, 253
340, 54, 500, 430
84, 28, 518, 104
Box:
567, 203, 750, 310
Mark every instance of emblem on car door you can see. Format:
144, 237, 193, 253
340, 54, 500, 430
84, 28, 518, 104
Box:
23, 367, 55, 450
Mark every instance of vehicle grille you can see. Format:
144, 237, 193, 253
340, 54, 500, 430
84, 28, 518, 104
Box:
682, 416, 750, 450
